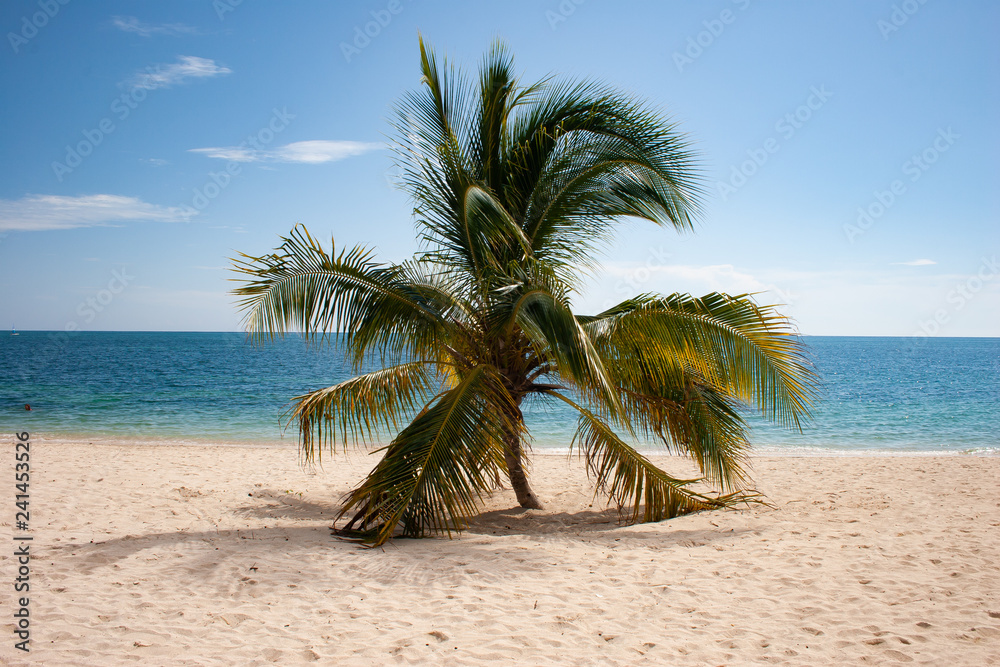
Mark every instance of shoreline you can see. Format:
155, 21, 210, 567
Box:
32, 432, 1000, 457
1, 438, 997, 665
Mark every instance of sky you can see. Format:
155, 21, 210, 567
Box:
1, 0, 997, 336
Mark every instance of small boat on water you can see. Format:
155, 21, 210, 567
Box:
10, 325, 18, 336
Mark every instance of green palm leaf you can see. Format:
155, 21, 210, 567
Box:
289, 361, 440, 460
335, 366, 515, 545
547, 391, 745, 522
586, 292, 817, 428
231, 224, 447, 366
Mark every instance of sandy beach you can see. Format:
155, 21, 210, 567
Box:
2, 438, 998, 666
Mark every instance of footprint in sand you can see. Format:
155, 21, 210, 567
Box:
882, 649, 914, 662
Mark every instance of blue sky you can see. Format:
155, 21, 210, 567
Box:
1, 0, 997, 336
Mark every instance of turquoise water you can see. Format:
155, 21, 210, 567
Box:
1, 332, 997, 454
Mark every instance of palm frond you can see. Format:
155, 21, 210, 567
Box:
616, 379, 753, 492
459, 183, 532, 281
289, 361, 441, 461
675, 382, 753, 491
392, 37, 481, 282
522, 132, 701, 277
335, 365, 515, 546
504, 80, 703, 247
230, 224, 448, 367
473, 40, 516, 194
547, 391, 747, 522
585, 292, 818, 429
511, 286, 621, 415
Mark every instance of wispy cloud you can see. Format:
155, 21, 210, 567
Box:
273, 140, 381, 163
188, 146, 256, 162
600, 262, 773, 294
0, 194, 194, 232
112, 16, 200, 37
892, 259, 937, 266
189, 140, 382, 164
126, 56, 231, 91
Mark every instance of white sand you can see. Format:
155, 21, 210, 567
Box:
2, 438, 998, 665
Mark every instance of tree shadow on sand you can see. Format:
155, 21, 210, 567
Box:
232, 487, 337, 521
465, 505, 754, 544
41, 525, 341, 575
42, 492, 752, 589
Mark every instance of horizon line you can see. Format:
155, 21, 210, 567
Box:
6, 330, 999, 339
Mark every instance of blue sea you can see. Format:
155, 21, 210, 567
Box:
1, 332, 997, 455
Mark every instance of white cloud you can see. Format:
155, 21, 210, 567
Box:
188, 140, 382, 164
112, 16, 200, 37
188, 146, 257, 162
599, 262, 772, 294
126, 56, 231, 91
273, 140, 382, 163
892, 258, 937, 266
0, 194, 194, 232
579, 260, 999, 336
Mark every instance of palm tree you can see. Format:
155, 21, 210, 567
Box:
232, 39, 818, 547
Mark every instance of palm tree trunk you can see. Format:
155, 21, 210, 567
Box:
502, 410, 543, 509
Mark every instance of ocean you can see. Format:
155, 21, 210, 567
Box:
2, 332, 997, 455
